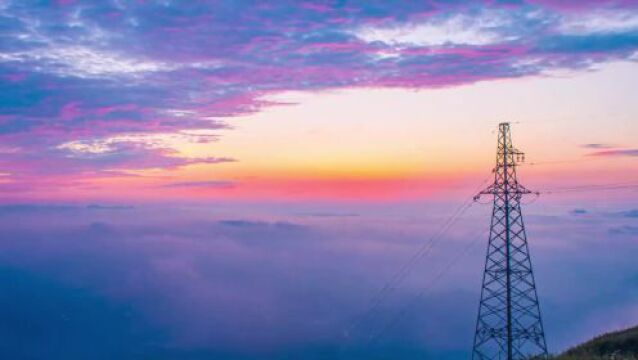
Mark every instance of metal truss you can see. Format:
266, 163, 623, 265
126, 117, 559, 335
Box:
472, 123, 548, 360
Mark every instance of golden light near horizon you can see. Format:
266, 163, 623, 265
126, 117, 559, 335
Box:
168, 61, 637, 188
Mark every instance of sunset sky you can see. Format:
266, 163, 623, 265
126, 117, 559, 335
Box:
1, 0, 637, 202
0, 1, 637, 359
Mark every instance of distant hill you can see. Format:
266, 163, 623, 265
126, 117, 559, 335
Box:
555, 325, 638, 359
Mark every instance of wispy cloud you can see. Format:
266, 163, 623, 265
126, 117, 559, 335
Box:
589, 149, 638, 157
570, 208, 588, 215
351, 11, 513, 47
581, 143, 616, 149
609, 225, 638, 235
0, 46, 177, 78
557, 9, 638, 34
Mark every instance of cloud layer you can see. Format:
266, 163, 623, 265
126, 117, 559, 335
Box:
0, 202, 635, 358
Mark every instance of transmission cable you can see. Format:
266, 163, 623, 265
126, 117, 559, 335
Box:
538, 181, 638, 194
340, 174, 492, 346
367, 226, 491, 347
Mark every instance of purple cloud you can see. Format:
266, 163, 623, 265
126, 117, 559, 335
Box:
0, 1, 637, 180
589, 149, 638, 157
581, 143, 616, 149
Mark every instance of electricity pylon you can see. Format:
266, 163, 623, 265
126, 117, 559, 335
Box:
472, 123, 548, 360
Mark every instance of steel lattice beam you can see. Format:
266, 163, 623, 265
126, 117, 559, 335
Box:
472, 123, 548, 360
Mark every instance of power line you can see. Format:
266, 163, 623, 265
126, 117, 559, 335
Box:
340, 136, 636, 354
340, 175, 491, 348
538, 181, 638, 194
367, 227, 489, 347
369, 177, 638, 345
523, 158, 602, 166
342, 200, 473, 340
522, 154, 636, 167
358, 181, 638, 349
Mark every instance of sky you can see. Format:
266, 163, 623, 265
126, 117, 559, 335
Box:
0, 0, 637, 359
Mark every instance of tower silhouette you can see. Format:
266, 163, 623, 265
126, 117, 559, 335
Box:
472, 123, 548, 360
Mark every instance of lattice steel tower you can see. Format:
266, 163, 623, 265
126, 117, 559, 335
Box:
472, 123, 548, 360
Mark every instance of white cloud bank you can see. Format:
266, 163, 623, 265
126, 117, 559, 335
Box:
558, 9, 638, 34
351, 11, 512, 47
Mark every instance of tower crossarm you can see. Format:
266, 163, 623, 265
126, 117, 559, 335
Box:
473, 183, 537, 201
